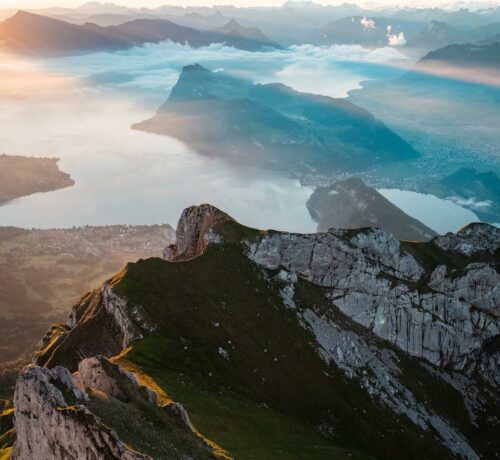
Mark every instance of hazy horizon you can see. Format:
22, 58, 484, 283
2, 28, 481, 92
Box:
3, 0, 500, 11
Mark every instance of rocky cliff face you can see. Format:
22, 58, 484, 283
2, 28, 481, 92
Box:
247, 225, 500, 386
163, 204, 232, 261
13, 364, 149, 460
13, 355, 225, 460
8, 204, 500, 459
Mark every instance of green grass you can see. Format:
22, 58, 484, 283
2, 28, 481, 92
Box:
121, 356, 370, 460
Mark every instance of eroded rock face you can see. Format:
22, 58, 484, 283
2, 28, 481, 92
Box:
301, 309, 480, 460
163, 204, 232, 261
36, 281, 156, 371
247, 227, 500, 384
13, 355, 218, 460
77, 356, 158, 405
13, 364, 150, 460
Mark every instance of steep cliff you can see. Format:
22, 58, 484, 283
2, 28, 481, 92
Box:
11, 205, 500, 459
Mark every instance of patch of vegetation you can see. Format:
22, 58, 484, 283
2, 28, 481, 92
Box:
88, 387, 227, 460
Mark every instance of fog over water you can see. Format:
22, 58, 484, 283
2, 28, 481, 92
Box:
0, 42, 479, 233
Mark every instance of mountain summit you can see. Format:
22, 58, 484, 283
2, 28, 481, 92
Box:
210, 19, 280, 48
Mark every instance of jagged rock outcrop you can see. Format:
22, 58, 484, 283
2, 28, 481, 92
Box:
307, 177, 437, 241
163, 204, 232, 261
13, 364, 150, 460
434, 222, 500, 256
77, 356, 158, 405
13, 355, 224, 460
35, 280, 156, 371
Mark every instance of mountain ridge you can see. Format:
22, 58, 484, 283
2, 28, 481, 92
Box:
0, 10, 280, 57
307, 177, 438, 240
6, 204, 498, 459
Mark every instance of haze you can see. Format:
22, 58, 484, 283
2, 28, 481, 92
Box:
4, 0, 500, 9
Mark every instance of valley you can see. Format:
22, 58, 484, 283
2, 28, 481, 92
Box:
0, 224, 174, 397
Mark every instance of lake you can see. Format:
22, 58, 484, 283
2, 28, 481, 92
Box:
0, 43, 480, 235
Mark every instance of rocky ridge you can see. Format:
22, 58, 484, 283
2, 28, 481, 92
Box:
163, 205, 499, 456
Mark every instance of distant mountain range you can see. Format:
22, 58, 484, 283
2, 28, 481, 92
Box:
314, 16, 422, 47
134, 64, 419, 177
0, 10, 280, 57
421, 41, 500, 68
4, 2, 500, 48
307, 177, 437, 241
210, 19, 280, 49
406, 20, 500, 53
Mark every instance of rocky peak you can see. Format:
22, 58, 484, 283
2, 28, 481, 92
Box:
163, 204, 232, 261
12, 364, 150, 460
13, 355, 224, 459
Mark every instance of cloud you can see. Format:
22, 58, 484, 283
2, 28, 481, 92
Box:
387, 32, 407, 46
360, 17, 376, 30
27, 41, 407, 100
447, 197, 492, 210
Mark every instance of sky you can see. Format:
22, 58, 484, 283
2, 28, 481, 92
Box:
1, 0, 499, 10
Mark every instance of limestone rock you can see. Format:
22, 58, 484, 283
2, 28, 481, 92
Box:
163, 204, 232, 261
164, 205, 499, 385
434, 222, 500, 255
12, 364, 150, 460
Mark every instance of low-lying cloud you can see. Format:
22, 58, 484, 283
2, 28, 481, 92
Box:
32, 41, 408, 101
